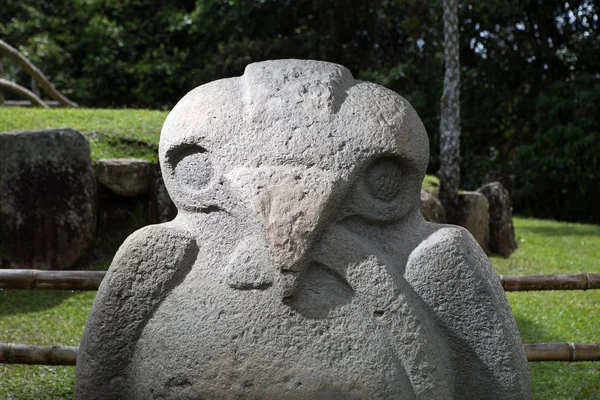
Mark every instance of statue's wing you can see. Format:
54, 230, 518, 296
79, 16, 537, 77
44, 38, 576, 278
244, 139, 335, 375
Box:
75, 224, 198, 400
404, 226, 530, 400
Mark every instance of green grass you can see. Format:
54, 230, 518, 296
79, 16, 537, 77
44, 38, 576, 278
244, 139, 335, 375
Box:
0, 108, 168, 161
0, 291, 97, 399
1, 217, 598, 399
422, 174, 440, 192
490, 217, 600, 399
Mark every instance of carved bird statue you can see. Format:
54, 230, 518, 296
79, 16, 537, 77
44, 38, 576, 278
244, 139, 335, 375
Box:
76, 60, 529, 399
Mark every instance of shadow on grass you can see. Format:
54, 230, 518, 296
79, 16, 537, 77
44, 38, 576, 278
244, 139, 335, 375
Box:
520, 225, 599, 237
0, 290, 78, 317
513, 313, 562, 344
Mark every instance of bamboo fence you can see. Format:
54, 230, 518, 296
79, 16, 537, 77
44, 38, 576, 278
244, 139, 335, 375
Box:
524, 342, 600, 362
0, 39, 78, 107
0, 269, 105, 290
1, 342, 598, 366
1, 270, 599, 292
1, 270, 598, 366
501, 273, 600, 291
0, 343, 77, 366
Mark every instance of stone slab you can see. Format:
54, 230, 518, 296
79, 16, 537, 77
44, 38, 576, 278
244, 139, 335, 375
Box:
0, 128, 96, 270
95, 158, 153, 196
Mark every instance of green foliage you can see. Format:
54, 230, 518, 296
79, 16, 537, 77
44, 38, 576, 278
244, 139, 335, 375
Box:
1, 0, 422, 108
422, 174, 440, 191
1, 0, 599, 222
0, 108, 167, 161
513, 74, 600, 223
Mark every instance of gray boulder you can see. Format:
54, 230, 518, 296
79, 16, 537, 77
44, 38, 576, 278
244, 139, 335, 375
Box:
484, 171, 514, 205
0, 128, 96, 270
457, 190, 490, 254
95, 158, 153, 196
478, 182, 518, 257
420, 189, 447, 223
77, 60, 529, 399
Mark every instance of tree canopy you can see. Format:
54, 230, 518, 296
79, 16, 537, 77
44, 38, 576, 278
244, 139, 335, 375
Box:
1, 0, 598, 223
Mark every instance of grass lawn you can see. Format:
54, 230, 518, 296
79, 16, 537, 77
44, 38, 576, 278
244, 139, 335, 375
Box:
491, 218, 600, 399
1, 217, 598, 399
0, 108, 168, 162
0, 291, 97, 399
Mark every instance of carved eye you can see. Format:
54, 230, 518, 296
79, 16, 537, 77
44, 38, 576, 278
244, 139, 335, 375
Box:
364, 157, 404, 202
169, 144, 212, 191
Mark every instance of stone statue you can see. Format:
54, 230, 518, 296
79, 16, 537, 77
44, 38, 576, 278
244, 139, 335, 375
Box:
76, 60, 530, 399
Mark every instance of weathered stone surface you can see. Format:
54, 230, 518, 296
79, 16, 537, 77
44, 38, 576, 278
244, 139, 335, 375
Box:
420, 189, 447, 223
484, 170, 515, 205
478, 182, 518, 257
457, 190, 490, 254
0, 128, 96, 270
95, 158, 153, 196
76, 60, 529, 399
148, 162, 177, 224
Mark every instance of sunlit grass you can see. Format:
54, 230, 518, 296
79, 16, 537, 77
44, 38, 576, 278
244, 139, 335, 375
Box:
490, 217, 600, 399
422, 174, 440, 191
0, 291, 96, 399
0, 108, 167, 161
492, 217, 600, 276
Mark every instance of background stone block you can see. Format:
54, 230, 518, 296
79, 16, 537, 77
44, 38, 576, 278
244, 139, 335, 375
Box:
0, 128, 96, 270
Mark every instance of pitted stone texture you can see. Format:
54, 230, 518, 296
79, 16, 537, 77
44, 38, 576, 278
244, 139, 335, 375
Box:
478, 182, 517, 257
457, 190, 490, 254
0, 128, 96, 270
95, 158, 153, 196
76, 60, 529, 399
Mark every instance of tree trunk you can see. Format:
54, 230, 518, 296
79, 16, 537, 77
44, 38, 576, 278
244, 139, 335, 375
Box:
0, 78, 49, 108
438, 0, 461, 223
0, 39, 77, 108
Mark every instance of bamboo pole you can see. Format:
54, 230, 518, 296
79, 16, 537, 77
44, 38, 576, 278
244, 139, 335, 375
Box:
2, 100, 60, 107
1, 342, 598, 365
0, 271, 598, 292
2, 270, 599, 292
0, 78, 49, 108
0, 39, 78, 107
524, 343, 600, 362
501, 273, 600, 291
0, 343, 77, 365
0, 269, 105, 290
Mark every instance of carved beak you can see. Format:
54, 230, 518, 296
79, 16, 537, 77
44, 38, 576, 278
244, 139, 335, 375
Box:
228, 167, 338, 272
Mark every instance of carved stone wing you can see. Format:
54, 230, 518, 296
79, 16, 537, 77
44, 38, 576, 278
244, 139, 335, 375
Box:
75, 224, 198, 399
404, 226, 530, 400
